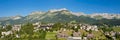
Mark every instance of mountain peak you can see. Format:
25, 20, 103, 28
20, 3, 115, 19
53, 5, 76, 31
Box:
72, 12, 86, 16
90, 13, 120, 19
10, 15, 22, 20
48, 8, 68, 12
29, 11, 45, 15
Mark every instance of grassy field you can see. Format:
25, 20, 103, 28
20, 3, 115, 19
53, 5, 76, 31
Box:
45, 31, 57, 40
113, 27, 120, 32
45, 31, 70, 40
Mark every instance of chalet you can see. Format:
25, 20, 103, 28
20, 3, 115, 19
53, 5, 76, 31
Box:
12, 25, 21, 31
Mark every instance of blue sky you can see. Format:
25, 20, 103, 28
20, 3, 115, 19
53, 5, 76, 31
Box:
0, 0, 120, 17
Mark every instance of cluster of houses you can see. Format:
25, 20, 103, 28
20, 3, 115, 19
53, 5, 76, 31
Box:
0, 22, 120, 40
56, 24, 120, 40
77, 24, 99, 31
1, 24, 21, 38
56, 30, 94, 40
0, 22, 54, 38
104, 31, 120, 40
33, 22, 54, 32
67, 23, 99, 31
56, 24, 96, 40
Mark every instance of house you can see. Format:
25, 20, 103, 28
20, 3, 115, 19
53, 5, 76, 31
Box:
16, 34, 20, 38
40, 25, 52, 30
12, 24, 21, 31
72, 31, 81, 37
83, 37, 88, 40
87, 33, 94, 39
33, 22, 41, 25
110, 31, 116, 37
1, 31, 13, 36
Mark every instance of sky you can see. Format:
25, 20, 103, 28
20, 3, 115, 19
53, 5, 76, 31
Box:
0, 0, 120, 17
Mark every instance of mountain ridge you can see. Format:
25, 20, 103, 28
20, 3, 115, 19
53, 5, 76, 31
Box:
0, 8, 120, 25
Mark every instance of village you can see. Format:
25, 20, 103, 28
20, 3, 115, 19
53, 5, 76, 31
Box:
0, 22, 120, 40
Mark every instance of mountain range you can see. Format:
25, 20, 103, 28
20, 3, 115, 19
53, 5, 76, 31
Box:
0, 8, 120, 26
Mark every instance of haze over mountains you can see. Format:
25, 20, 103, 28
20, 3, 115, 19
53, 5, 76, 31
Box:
0, 8, 120, 25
